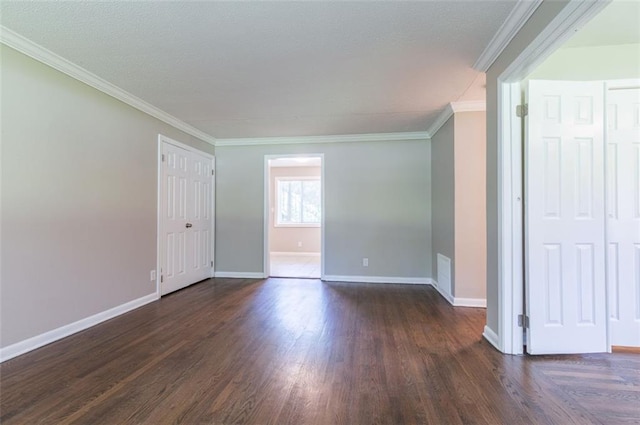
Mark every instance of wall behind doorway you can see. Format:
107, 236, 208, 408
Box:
215, 139, 432, 279
269, 165, 322, 253
528, 43, 640, 81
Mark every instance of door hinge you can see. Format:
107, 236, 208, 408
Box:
160, 275, 164, 283
518, 314, 529, 328
211, 169, 215, 176
161, 154, 166, 162
211, 261, 214, 267
516, 104, 528, 118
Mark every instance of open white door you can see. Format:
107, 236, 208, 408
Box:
525, 80, 607, 354
160, 138, 214, 295
607, 84, 640, 347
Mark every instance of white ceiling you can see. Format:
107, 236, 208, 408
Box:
0, 1, 518, 139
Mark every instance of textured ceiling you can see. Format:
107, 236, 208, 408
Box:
0, 1, 517, 139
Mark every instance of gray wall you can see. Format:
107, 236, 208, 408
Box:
430, 117, 455, 287
216, 140, 432, 278
485, 1, 570, 335
0, 46, 214, 348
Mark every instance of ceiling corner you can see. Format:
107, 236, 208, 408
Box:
450, 100, 486, 113
0, 25, 217, 147
473, 0, 543, 72
426, 104, 454, 138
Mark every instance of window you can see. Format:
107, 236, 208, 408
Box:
276, 178, 321, 226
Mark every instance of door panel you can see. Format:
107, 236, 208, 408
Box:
189, 153, 213, 282
526, 80, 607, 354
161, 142, 214, 295
607, 86, 640, 347
162, 145, 190, 293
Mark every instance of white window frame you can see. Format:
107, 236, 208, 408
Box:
274, 176, 321, 228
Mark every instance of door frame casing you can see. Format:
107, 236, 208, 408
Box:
157, 134, 216, 297
494, 0, 611, 354
263, 154, 325, 279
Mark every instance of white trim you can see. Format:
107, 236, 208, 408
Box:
606, 79, 640, 90
158, 134, 215, 160
483, 325, 501, 351
426, 105, 454, 138
323, 275, 432, 285
428, 101, 487, 138
157, 134, 216, 297
454, 298, 487, 308
265, 154, 326, 280
497, 81, 525, 355
271, 252, 321, 257
0, 26, 216, 146
450, 100, 486, 113
495, 0, 612, 354
473, 0, 543, 72
0, 293, 158, 363
499, 0, 611, 82
213, 272, 267, 279
216, 131, 430, 147
274, 223, 321, 228
432, 279, 455, 304
432, 279, 487, 308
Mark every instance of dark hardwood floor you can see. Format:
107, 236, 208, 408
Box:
1, 278, 638, 424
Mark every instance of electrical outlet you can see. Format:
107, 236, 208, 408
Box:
150, 270, 157, 281
363, 258, 369, 267
298, 241, 303, 247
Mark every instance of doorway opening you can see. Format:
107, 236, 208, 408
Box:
496, 0, 639, 354
264, 155, 324, 279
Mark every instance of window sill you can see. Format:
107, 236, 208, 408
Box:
275, 223, 321, 228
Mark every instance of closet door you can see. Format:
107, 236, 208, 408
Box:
160, 141, 214, 295
607, 86, 640, 347
525, 80, 607, 354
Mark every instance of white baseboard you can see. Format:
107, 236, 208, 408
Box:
323, 275, 431, 285
483, 325, 501, 351
431, 279, 455, 304
0, 293, 158, 363
270, 251, 321, 257
431, 279, 486, 308
453, 298, 487, 308
213, 272, 267, 279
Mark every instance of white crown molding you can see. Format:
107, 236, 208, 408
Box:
500, 0, 612, 81
473, 0, 543, 72
0, 293, 158, 363
426, 104, 454, 137
450, 100, 486, 113
0, 26, 217, 146
427, 100, 487, 137
214, 131, 430, 147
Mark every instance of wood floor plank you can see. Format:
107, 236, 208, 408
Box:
1, 277, 639, 424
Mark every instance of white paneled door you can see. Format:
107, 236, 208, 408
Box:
526, 80, 607, 354
607, 86, 640, 347
160, 140, 214, 295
